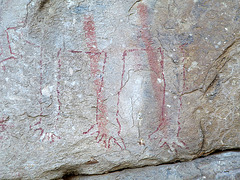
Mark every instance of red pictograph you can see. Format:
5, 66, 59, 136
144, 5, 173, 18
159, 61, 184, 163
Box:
0, 40, 3, 56
0, 6, 188, 151
71, 47, 144, 149
56, 48, 62, 122
137, 3, 187, 152
177, 43, 188, 137
0, 116, 14, 140
0, 117, 8, 132
81, 15, 126, 149
179, 43, 188, 92
0, 24, 61, 143
5, 27, 17, 56
137, 3, 167, 138
0, 26, 21, 140
0, 27, 19, 65
29, 48, 61, 143
116, 49, 141, 145
29, 47, 43, 131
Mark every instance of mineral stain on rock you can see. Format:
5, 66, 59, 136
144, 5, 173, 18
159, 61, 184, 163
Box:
38, 0, 50, 11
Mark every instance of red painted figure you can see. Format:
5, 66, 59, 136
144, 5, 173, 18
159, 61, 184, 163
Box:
29, 47, 61, 143
82, 15, 125, 149
0, 27, 18, 65
0, 116, 14, 140
138, 3, 187, 152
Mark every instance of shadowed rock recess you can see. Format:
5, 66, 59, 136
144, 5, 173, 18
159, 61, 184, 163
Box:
0, 0, 239, 179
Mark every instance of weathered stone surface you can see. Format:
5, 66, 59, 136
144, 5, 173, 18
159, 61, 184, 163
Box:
0, 0, 239, 179
70, 151, 240, 180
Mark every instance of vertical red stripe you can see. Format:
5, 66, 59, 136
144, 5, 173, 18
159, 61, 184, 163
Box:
83, 15, 109, 141
137, 4, 168, 138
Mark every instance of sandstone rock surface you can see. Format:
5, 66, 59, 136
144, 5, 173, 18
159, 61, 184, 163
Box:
71, 151, 240, 180
0, 0, 239, 179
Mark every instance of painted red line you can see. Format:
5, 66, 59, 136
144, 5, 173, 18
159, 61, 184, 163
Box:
6, 27, 17, 30
116, 50, 127, 135
159, 47, 167, 128
108, 136, 123, 150
69, 50, 83, 54
30, 49, 43, 132
137, 3, 167, 139
183, 65, 186, 90
0, 121, 7, 131
179, 43, 188, 91
25, 40, 34, 45
83, 123, 96, 134
39, 49, 43, 97
42, 133, 61, 143
0, 43, 2, 56
50, 134, 61, 143
0, 117, 14, 135
115, 49, 141, 149
84, 16, 100, 76
159, 141, 170, 149
34, 128, 44, 136
32, 48, 44, 130
83, 16, 126, 149
177, 43, 188, 137
83, 15, 109, 142
5, 29, 16, 55
34, 119, 42, 126
56, 49, 62, 121
177, 120, 181, 137
0, 56, 17, 64
25, 40, 41, 48
85, 51, 102, 55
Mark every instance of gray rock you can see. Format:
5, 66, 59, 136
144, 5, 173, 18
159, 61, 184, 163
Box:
72, 151, 240, 180
0, 0, 239, 179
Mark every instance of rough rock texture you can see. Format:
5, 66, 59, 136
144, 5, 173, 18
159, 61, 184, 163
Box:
0, 0, 239, 179
70, 151, 240, 180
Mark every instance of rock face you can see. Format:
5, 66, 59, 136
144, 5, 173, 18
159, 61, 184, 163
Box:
0, 0, 239, 179
71, 151, 240, 180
